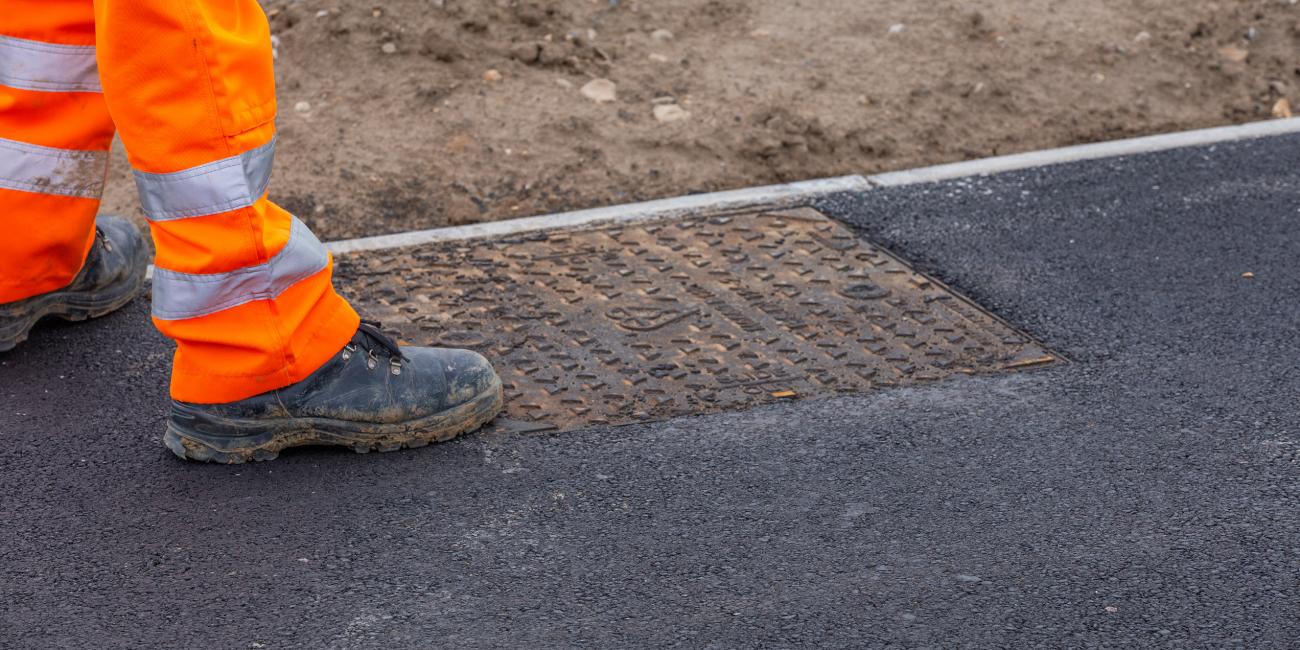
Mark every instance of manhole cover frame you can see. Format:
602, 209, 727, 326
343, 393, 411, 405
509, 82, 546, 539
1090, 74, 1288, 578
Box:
336, 203, 1061, 433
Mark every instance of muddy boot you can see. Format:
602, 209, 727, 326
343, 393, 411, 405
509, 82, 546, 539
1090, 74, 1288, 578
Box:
163, 321, 504, 463
0, 216, 148, 352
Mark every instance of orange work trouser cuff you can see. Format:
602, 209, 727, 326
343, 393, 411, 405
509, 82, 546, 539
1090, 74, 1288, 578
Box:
167, 294, 361, 404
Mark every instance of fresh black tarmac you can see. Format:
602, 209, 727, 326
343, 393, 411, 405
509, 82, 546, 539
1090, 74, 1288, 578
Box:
3, 134, 1299, 648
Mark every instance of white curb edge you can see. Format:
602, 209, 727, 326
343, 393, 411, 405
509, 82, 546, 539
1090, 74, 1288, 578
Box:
324, 175, 870, 255
868, 117, 1300, 187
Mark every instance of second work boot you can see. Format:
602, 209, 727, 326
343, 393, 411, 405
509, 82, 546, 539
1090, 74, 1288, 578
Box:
0, 216, 149, 352
163, 321, 504, 463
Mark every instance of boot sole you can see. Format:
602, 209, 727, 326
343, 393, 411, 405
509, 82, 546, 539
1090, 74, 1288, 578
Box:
0, 252, 148, 353
163, 376, 505, 464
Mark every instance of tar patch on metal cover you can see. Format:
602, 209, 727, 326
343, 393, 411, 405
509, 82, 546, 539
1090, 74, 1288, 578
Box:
335, 207, 1058, 432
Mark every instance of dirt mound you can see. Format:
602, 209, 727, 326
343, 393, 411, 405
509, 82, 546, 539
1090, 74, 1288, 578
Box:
100, 0, 1300, 240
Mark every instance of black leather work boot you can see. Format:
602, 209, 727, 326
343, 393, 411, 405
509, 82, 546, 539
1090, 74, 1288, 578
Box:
163, 321, 504, 463
0, 216, 148, 352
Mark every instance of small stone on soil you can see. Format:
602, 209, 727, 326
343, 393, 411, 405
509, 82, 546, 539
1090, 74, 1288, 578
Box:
1272, 98, 1292, 118
1220, 45, 1249, 63
483, 69, 503, 82
654, 104, 691, 123
510, 42, 542, 63
651, 29, 675, 42
294, 101, 311, 113
580, 78, 618, 103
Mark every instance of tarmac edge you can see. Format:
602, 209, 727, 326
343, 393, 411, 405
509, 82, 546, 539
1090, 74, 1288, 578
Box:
868, 117, 1300, 186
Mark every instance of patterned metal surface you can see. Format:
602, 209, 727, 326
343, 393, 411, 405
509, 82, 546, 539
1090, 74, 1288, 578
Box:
335, 207, 1057, 432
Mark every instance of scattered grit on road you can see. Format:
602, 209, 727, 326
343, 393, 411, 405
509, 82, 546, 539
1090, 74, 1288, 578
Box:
5, 134, 1300, 647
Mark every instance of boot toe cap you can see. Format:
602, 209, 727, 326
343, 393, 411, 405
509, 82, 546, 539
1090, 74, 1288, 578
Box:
408, 347, 500, 409
444, 349, 500, 406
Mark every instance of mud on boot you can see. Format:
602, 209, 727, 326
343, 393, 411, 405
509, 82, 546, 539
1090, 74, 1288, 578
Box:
163, 321, 505, 463
0, 216, 149, 352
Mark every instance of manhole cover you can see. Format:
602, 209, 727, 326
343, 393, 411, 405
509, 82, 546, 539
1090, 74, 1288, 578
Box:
335, 207, 1058, 432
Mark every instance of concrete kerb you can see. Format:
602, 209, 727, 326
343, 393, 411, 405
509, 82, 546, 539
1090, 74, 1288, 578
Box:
323, 175, 871, 255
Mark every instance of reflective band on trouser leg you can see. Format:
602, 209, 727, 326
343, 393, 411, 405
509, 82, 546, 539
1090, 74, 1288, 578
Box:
133, 137, 274, 221
95, 0, 359, 403
151, 216, 328, 321
0, 5, 113, 304
0, 34, 101, 92
0, 137, 108, 198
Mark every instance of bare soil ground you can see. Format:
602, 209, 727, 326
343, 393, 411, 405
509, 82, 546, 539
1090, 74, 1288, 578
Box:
101, 0, 1300, 240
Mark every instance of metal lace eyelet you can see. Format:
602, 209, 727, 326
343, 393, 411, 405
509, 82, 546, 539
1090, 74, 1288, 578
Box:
366, 350, 378, 370
389, 358, 402, 376
341, 343, 356, 361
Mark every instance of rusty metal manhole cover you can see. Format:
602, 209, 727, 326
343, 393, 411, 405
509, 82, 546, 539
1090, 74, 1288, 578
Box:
335, 207, 1057, 432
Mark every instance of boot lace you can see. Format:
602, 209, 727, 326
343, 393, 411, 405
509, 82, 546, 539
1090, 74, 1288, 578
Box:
94, 227, 112, 253
344, 320, 410, 374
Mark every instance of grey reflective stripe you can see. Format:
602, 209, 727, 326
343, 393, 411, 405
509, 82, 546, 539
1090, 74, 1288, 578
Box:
151, 217, 329, 321
133, 138, 276, 221
0, 137, 107, 198
0, 35, 101, 93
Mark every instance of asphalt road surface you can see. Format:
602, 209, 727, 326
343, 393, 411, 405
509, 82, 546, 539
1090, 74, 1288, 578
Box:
4, 134, 1300, 648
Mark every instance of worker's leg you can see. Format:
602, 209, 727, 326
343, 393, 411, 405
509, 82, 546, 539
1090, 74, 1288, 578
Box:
92, 0, 360, 404
0, 1, 114, 303
0, 0, 148, 352
92, 0, 502, 462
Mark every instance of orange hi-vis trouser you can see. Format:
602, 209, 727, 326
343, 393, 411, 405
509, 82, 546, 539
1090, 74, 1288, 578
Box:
0, 1, 360, 403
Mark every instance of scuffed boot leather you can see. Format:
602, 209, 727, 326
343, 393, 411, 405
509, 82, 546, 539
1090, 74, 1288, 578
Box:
163, 321, 504, 463
0, 215, 148, 352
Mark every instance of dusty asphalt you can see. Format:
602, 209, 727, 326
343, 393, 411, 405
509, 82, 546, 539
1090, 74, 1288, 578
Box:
4, 134, 1300, 648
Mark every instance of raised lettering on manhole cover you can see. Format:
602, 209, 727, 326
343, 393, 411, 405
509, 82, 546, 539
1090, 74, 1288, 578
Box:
335, 207, 1057, 432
